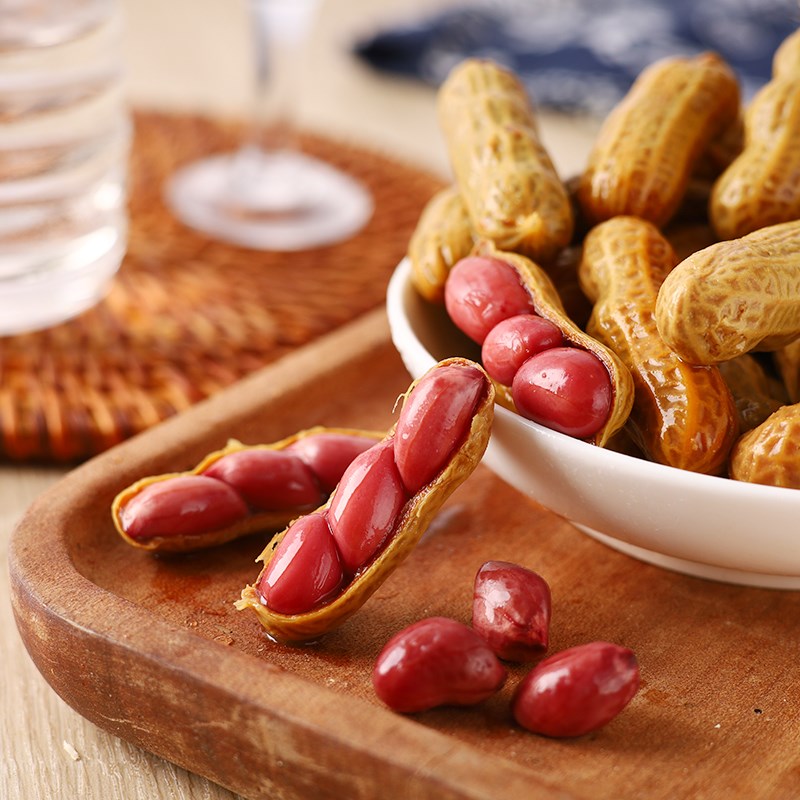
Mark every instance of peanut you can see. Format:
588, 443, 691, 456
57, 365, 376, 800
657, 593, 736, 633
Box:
579, 216, 738, 474
437, 59, 573, 262
772, 27, 800, 80
729, 403, 800, 488
407, 186, 474, 303
711, 37, 800, 239
446, 242, 634, 446
512, 641, 640, 738
236, 358, 495, 644
774, 338, 800, 403
655, 220, 800, 364
577, 53, 740, 227
111, 427, 381, 553
372, 617, 507, 713
718, 354, 787, 433
471, 561, 551, 662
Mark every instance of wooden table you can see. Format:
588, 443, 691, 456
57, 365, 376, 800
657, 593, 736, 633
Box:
1, 1, 598, 798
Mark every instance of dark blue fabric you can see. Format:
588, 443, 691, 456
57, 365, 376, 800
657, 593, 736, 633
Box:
354, 0, 800, 115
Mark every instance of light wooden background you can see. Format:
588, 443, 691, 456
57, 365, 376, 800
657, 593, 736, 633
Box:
0, 1, 596, 797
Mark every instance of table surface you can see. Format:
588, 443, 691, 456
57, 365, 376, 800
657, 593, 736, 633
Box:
0, 1, 599, 798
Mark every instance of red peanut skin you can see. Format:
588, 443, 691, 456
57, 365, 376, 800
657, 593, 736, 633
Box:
512, 641, 640, 737
394, 362, 484, 495
328, 438, 409, 575
481, 314, 563, 386
472, 561, 551, 662
203, 449, 322, 511
511, 346, 613, 438
444, 256, 535, 344
373, 617, 507, 713
288, 433, 376, 493
257, 513, 344, 615
119, 475, 249, 540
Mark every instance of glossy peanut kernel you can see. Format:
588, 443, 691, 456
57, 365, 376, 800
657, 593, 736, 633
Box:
328, 439, 408, 575
373, 617, 507, 713
472, 561, 551, 662
287, 432, 376, 494
512, 347, 613, 439
119, 475, 249, 541
393, 361, 484, 495
512, 641, 640, 738
481, 315, 563, 387
444, 255, 535, 344
203, 448, 322, 511
256, 513, 344, 616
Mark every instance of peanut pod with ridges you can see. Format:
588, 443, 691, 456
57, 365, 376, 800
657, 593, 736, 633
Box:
578, 217, 738, 474
437, 58, 573, 263
718, 354, 787, 433
729, 403, 800, 489
711, 44, 800, 239
772, 27, 800, 80
111, 427, 382, 553
236, 358, 495, 644
577, 52, 740, 228
445, 240, 633, 447
774, 338, 800, 403
407, 185, 475, 303
655, 220, 800, 364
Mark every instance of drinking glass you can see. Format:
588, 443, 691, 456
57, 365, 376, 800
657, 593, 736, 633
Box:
166, 0, 373, 251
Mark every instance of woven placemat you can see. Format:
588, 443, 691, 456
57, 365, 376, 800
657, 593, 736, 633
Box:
0, 111, 445, 463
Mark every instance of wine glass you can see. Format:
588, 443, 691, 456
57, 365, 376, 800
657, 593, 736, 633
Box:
165, 0, 373, 251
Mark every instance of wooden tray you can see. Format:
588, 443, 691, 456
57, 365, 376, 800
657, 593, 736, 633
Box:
9, 309, 800, 800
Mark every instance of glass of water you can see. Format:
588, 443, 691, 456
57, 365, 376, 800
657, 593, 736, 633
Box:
0, 0, 131, 335
165, 0, 373, 252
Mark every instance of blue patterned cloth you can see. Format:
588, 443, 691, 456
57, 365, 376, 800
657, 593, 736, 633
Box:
354, 0, 799, 115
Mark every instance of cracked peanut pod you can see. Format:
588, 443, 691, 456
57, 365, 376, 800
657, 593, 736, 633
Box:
474, 241, 633, 447
718, 354, 787, 432
408, 186, 474, 303
579, 217, 738, 474
729, 403, 800, 488
578, 53, 740, 228
437, 59, 573, 263
655, 220, 800, 364
711, 55, 800, 239
237, 358, 495, 644
111, 427, 382, 553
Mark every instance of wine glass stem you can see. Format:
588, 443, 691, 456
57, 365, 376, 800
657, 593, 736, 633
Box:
244, 0, 313, 155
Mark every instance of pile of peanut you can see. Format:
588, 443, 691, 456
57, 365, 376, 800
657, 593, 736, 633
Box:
409, 30, 800, 489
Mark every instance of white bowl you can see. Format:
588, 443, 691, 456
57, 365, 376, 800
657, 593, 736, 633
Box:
387, 257, 800, 589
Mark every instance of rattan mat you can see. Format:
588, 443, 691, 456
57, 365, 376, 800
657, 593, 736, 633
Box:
0, 111, 445, 463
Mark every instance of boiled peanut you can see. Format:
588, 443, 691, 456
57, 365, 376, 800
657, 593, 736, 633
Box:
111, 427, 380, 553
393, 361, 485, 494
328, 438, 408, 575
512, 347, 614, 439
712, 33, 800, 239
237, 358, 495, 644
407, 186, 474, 303
203, 449, 321, 511
445, 242, 634, 446
718, 355, 787, 433
481, 314, 563, 386
579, 216, 738, 474
472, 561, 551, 662
444, 255, 535, 344
257, 513, 344, 616
372, 617, 507, 713
578, 53, 740, 227
511, 641, 640, 738
437, 59, 573, 262
655, 220, 800, 364
729, 403, 800, 489
118, 475, 249, 542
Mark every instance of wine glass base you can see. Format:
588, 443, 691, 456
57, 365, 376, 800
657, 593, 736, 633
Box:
166, 149, 374, 251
